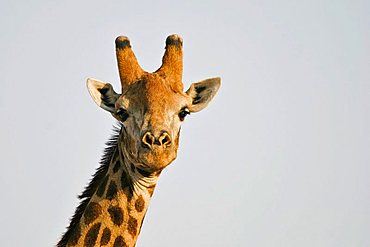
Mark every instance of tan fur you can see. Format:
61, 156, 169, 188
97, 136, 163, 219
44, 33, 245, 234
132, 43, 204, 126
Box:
67, 150, 156, 247
59, 34, 220, 247
116, 72, 190, 171
115, 36, 144, 90
156, 35, 184, 92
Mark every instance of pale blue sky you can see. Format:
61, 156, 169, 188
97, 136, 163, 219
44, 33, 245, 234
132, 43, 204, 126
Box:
0, 0, 369, 246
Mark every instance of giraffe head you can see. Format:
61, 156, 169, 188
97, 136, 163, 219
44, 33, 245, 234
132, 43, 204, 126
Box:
87, 35, 220, 172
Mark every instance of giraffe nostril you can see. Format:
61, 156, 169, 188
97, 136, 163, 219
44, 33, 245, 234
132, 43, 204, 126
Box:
159, 132, 172, 146
142, 132, 155, 148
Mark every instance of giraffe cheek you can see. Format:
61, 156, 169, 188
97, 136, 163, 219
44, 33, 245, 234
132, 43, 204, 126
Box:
130, 138, 139, 155
121, 134, 139, 157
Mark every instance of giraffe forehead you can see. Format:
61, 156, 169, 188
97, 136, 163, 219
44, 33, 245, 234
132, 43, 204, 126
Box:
122, 74, 188, 112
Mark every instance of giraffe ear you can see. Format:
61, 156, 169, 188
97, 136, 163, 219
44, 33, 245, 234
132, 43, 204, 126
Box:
87, 78, 120, 113
186, 77, 221, 113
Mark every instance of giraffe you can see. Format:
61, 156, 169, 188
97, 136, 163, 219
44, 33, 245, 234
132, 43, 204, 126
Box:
57, 34, 220, 247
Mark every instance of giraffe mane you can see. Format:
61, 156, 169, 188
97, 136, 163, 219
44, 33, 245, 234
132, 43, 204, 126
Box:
57, 124, 122, 247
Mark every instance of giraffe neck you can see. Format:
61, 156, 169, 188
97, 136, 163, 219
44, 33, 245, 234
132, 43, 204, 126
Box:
61, 130, 161, 247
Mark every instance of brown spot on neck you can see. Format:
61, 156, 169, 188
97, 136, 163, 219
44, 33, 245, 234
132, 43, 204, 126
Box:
100, 227, 111, 246
121, 170, 133, 200
135, 195, 145, 212
96, 175, 109, 197
84, 202, 102, 225
84, 222, 101, 247
108, 205, 124, 226
106, 180, 118, 200
113, 236, 127, 247
127, 216, 138, 238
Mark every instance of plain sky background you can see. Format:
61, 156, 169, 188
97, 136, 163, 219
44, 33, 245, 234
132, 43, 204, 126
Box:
1, 0, 369, 246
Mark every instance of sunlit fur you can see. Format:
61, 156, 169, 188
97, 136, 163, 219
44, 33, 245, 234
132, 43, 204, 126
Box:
58, 35, 220, 247
115, 72, 191, 171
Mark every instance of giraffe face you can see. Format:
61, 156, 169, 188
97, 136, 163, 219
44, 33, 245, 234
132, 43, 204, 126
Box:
114, 73, 190, 171
87, 76, 220, 171
86, 35, 220, 171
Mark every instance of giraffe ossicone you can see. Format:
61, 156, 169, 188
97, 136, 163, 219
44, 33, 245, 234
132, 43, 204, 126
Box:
58, 34, 220, 247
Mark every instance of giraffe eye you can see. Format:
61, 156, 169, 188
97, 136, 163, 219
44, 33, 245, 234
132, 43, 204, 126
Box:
178, 108, 190, 121
116, 108, 129, 122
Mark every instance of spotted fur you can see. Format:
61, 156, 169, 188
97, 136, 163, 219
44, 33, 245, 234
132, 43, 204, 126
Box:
57, 125, 121, 247
100, 227, 111, 246
58, 34, 220, 247
84, 222, 101, 247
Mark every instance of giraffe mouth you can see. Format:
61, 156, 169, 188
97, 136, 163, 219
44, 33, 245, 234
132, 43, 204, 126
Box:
121, 143, 176, 171
137, 147, 177, 171
119, 128, 178, 170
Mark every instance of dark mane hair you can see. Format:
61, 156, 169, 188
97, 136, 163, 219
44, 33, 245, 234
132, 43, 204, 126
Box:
57, 125, 121, 247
